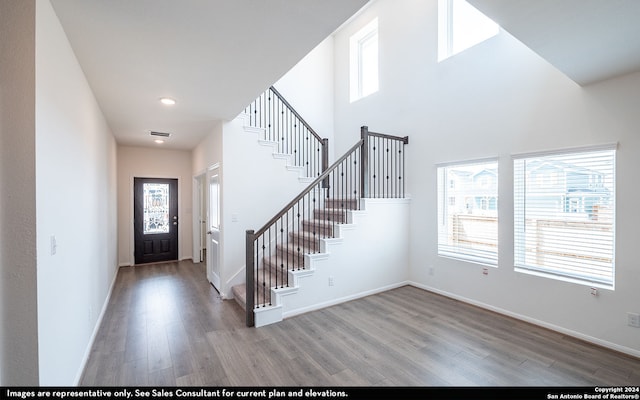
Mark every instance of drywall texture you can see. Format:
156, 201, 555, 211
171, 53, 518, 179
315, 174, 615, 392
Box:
0, 0, 39, 386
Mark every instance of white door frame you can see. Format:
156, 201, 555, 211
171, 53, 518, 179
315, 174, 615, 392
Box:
192, 172, 207, 263
206, 163, 221, 291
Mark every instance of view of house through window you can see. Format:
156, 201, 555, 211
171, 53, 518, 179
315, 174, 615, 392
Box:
513, 147, 616, 288
350, 18, 379, 102
438, 0, 499, 61
437, 159, 499, 265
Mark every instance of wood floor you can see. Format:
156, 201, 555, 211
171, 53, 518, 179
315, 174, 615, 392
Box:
80, 259, 640, 387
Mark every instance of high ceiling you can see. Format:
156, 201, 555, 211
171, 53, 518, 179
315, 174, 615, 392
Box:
468, 0, 640, 86
51, 1, 640, 151
50, 0, 369, 150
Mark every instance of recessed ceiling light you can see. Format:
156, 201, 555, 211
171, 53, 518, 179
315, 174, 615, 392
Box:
154, 139, 165, 144
160, 97, 176, 105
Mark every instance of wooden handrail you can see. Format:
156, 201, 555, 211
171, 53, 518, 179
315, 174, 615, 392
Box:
253, 139, 364, 238
269, 86, 324, 143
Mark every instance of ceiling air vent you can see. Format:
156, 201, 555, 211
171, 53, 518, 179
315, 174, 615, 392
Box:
149, 131, 171, 138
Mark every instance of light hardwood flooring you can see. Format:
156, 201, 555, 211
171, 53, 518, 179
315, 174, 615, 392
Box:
80, 259, 640, 387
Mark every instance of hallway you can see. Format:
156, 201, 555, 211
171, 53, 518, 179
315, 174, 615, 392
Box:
80, 261, 244, 386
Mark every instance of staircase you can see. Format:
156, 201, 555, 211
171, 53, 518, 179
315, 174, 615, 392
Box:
231, 86, 409, 327
231, 197, 358, 312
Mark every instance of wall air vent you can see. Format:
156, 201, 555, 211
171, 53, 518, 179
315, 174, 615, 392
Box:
149, 131, 171, 138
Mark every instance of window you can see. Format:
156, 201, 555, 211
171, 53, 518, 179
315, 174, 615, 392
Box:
350, 18, 378, 102
438, 0, 499, 62
437, 159, 498, 265
513, 146, 616, 288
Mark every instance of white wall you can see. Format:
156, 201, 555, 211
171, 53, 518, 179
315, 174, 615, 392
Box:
274, 37, 336, 161
332, 0, 640, 356
280, 199, 411, 319
192, 122, 223, 265
0, 0, 39, 386
35, 0, 119, 385
192, 121, 223, 175
219, 116, 313, 298
117, 145, 193, 266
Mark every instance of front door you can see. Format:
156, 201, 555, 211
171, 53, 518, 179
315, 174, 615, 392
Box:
134, 177, 179, 265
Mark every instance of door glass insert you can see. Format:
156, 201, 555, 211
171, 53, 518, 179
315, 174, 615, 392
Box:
143, 183, 170, 234
209, 174, 220, 229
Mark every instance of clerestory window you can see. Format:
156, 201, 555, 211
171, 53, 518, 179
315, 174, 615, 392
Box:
350, 18, 379, 102
438, 0, 499, 62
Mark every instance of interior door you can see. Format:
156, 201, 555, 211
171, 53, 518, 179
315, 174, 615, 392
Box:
207, 171, 221, 291
134, 177, 179, 265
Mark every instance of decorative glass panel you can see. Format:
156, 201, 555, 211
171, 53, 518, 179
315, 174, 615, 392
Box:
143, 183, 170, 234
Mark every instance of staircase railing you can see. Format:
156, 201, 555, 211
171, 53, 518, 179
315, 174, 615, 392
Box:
245, 126, 408, 326
245, 86, 328, 179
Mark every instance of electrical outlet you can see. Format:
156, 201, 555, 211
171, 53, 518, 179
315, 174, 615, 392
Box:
628, 312, 640, 328
590, 287, 598, 296
328, 276, 334, 286
482, 267, 489, 275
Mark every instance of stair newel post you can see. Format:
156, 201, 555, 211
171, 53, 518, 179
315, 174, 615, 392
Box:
360, 126, 370, 198
245, 229, 256, 327
321, 138, 329, 189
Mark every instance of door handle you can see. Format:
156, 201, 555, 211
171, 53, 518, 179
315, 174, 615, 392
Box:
173, 222, 178, 225
206, 230, 212, 234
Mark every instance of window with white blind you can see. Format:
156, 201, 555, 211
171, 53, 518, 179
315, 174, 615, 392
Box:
513, 146, 616, 288
437, 159, 498, 265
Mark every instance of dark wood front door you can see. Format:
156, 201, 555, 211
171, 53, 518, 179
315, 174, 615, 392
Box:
134, 177, 178, 265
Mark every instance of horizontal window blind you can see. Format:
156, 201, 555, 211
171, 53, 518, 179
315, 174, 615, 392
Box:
513, 147, 616, 287
437, 159, 498, 265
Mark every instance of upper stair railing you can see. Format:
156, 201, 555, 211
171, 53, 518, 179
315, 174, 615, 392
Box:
245, 126, 408, 326
245, 86, 328, 179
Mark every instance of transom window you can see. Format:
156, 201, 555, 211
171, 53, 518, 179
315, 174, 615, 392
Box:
437, 159, 499, 266
513, 146, 616, 288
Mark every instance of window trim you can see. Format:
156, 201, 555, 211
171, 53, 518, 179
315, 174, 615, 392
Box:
437, 0, 499, 62
512, 143, 617, 289
437, 157, 499, 267
349, 17, 379, 102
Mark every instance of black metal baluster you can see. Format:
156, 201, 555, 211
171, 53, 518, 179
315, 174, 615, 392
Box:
386, 138, 390, 198
256, 234, 271, 307
254, 235, 257, 309
401, 141, 405, 197
285, 211, 289, 287
280, 217, 285, 289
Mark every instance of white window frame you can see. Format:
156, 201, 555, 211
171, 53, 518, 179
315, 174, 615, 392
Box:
438, 0, 499, 62
349, 18, 379, 102
513, 144, 617, 289
437, 158, 499, 266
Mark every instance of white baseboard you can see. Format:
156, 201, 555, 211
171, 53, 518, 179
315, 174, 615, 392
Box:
408, 281, 640, 359
73, 266, 119, 386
